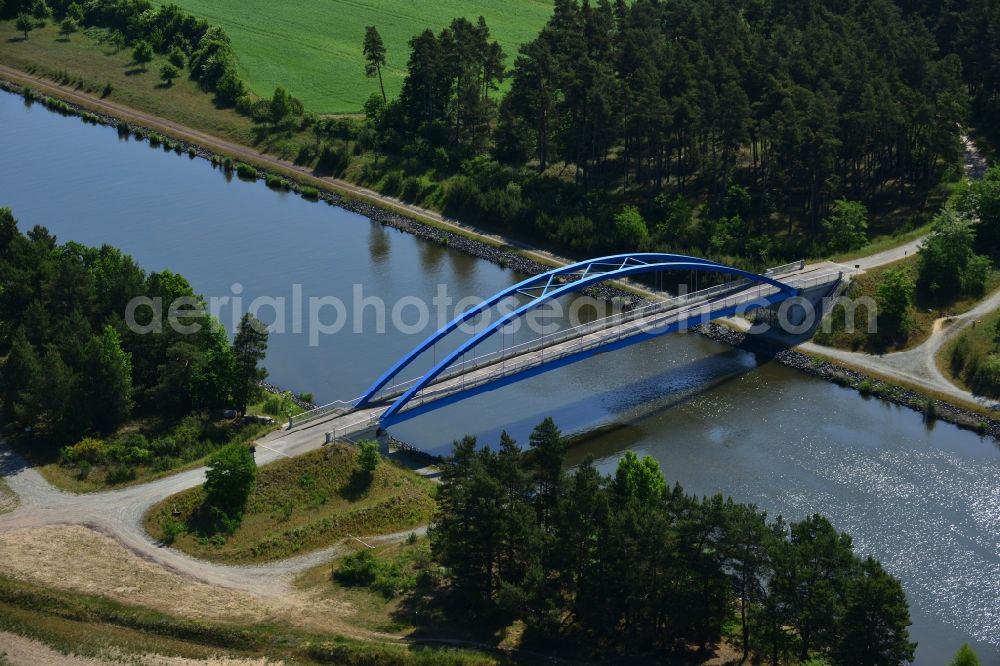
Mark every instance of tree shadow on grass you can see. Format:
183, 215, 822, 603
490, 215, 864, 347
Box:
124, 67, 146, 76
6, 37, 27, 43
339, 469, 373, 501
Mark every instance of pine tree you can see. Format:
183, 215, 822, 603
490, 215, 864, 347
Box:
363, 26, 387, 102
231, 313, 268, 415
833, 557, 916, 666
526, 416, 564, 528
82, 325, 133, 433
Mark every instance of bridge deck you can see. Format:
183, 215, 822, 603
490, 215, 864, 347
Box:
289, 264, 840, 434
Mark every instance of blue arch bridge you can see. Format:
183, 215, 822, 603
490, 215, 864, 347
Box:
287, 253, 842, 438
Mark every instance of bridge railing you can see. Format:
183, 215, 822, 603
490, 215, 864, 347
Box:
398, 271, 842, 414
765, 259, 805, 277
288, 278, 753, 428
291, 270, 839, 428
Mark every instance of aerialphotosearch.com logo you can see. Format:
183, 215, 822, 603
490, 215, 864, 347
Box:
123, 282, 880, 346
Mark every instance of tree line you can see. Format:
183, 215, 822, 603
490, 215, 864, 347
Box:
0, 208, 268, 451
358, 0, 978, 267
430, 418, 916, 664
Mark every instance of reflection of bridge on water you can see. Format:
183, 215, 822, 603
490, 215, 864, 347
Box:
289, 253, 842, 437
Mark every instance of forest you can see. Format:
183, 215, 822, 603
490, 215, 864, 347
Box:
426, 418, 915, 664
358, 0, 998, 265
0, 208, 270, 476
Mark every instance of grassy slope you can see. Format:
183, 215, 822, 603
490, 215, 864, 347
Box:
161, 0, 553, 112
145, 444, 436, 563
814, 255, 1000, 353
0, 575, 499, 665
937, 306, 1000, 397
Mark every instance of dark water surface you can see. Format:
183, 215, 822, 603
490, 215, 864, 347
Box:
1, 90, 997, 663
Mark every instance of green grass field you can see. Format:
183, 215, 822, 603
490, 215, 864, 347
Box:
161, 0, 553, 113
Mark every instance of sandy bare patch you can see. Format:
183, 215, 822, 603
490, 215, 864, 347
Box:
0, 630, 282, 665
0, 525, 364, 636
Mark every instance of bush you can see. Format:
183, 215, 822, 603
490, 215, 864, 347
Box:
148, 133, 162, 147
167, 46, 186, 69
334, 550, 410, 598
106, 464, 136, 485
236, 162, 256, 179
442, 176, 485, 219
380, 170, 404, 197
161, 517, 184, 544
265, 173, 288, 190
261, 391, 296, 416
300, 186, 319, 200
358, 440, 380, 474
400, 177, 421, 202
63, 437, 107, 465
203, 444, 256, 528
316, 144, 350, 176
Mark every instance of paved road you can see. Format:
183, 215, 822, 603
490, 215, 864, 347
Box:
801, 133, 998, 408
800, 287, 1000, 410
0, 424, 423, 598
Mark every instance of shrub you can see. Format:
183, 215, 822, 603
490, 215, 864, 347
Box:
167, 46, 186, 69
106, 464, 136, 485
316, 144, 349, 176
265, 173, 288, 190
148, 133, 162, 147
261, 391, 296, 416
223, 156, 233, 171
400, 177, 421, 202
380, 170, 403, 197
858, 378, 874, 395
236, 162, 256, 179
203, 444, 256, 528
442, 176, 485, 219
300, 186, 319, 200
63, 438, 107, 465
358, 440, 380, 474
161, 517, 184, 544
334, 550, 410, 598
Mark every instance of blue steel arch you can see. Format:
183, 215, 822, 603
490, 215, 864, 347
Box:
374, 257, 799, 423
354, 252, 730, 409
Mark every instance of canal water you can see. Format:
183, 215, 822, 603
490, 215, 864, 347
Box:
1, 90, 997, 663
